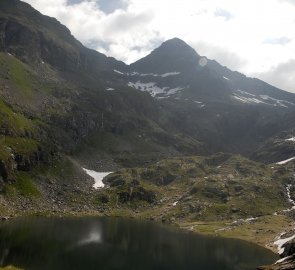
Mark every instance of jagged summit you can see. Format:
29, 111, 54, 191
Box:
130, 37, 200, 74
160, 37, 198, 51
0, 0, 294, 172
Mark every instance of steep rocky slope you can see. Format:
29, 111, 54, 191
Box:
1, 1, 295, 270
0, 0, 295, 230
252, 128, 295, 164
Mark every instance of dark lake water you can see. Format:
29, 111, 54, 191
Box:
0, 217, 277, 270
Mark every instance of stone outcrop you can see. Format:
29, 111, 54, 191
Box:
258, 239, 295, 270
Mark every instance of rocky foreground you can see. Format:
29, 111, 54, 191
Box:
258, 238, 295, 269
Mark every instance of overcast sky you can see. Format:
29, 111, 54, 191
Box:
23, 0, 295, 93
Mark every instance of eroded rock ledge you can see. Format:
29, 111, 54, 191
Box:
258, 240, 295, 270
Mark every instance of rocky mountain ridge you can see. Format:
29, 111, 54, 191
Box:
0, 2, 295, 270
0, 0, 294, 189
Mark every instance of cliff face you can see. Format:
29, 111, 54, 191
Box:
0, 0, 203, 189
258, 235, 295, 270
0, 0, 295, 193
0, 16, 116, 74
0, 0, 129, 79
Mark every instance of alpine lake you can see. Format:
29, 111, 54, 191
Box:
0, 217, 277, 270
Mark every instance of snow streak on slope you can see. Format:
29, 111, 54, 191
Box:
232, 90, 295, 108
276, 157, 295, 165
274, 234, 295, 255
286, 137, 295, 142
128, 81, 184, 98
83, 168, 112, 189
114, 70, 180, 78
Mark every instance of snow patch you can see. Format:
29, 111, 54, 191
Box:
287, 185, 295, 206
276, 157, 295, 165
130, 71, 180, 77
259, 95, 294, 108
194, 100, 203, 104
233, 90, 293, 108
274, 234, 295, 254
114, 70, 181, 78
128, 81, 168, 97
106, 87, 115, 91
231, 217, 257, 225
172, 201, 178, 206
279, 184, 295, 214
113, 69, 124, 75
233, 95, 270, 105
236, 89, 256, 97
161, 72, 181, 77
83, 168, 112, 189
128, 81, 185, 97
166, 87, 184, 95
276, 255, 294, 264
223, 76, 229, 80
286, 137, 295, 142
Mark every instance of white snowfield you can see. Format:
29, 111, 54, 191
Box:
286, 137, 295, 142
233, 95, 269, 105
259, 95, 294, 108
276, 255, 294, 264
282, 184, 295, 213
276, 157, 295, 165
128, 81, 184, 97
106, 87, 115, 91
114, 69, 180, 78
237, 89, 256, 97
161, 72, 181, 77
274, 184, 295, 255
232, 89, 294, 108
223, 76, 229, 80
83, 168, 112, 189
113, 69, 124, 75
286, 184, 295, 207
274, 234, 295, 255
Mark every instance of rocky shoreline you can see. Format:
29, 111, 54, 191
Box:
1, 156, 295, 270
1, 209, 294, 270
258, 239, 295, 270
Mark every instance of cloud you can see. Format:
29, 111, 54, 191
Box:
252, 60, 295, 93
280, 0, 295, 5
192, 41, 247, 71
22, 0, 295, 93
67, 0, 128, 14
263, 37, 291, 45
214, 8, 234, 21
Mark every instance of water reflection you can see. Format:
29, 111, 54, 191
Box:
77, 223, 103, 246
0, 217, 277, 270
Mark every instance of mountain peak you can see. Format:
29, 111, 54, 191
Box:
130, 38, 200, 73
161, 37, 192, 48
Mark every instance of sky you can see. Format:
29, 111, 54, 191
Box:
23, 0, 295, 93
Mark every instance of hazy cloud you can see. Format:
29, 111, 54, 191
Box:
67, 0, 128, 14
22, 0, 295, 93
214, 8, 234, 21
264, 37, 291, 45
193, 42, 247, 71
252, 60, 295, 93
280, 0, 295, 5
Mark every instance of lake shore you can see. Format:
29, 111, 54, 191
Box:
1, 207, 291, 255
